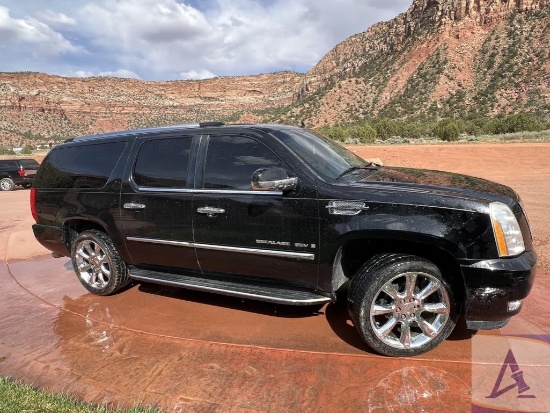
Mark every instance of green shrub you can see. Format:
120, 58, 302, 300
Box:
434, 119, 460, 141
21, 144, 34, 155
397, 121, 425, 140
483, 113, 548, 135
350, 124, 377, 144
373, 118, 399, 140
322, 126, 348, 142
0, 147, 16, 155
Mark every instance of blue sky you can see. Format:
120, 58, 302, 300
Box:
0, 0, 410, 80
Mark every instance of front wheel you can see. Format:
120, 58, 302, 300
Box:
0, 177, 15, 191
348, 254, 456, 357
71, 230, 130, 295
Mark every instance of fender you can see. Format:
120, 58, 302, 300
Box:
318, 202, 494, 292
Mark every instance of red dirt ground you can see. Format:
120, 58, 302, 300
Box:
0, 143, 549, 412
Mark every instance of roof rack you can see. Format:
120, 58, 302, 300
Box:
199, 122, 225, 128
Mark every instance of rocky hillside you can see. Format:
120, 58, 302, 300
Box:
1, 0, 549, 146
277, 0, 550, 126
0, 72, 303, 147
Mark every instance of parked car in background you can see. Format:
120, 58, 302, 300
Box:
30, 123, 536, 356
0, 158, 40, 191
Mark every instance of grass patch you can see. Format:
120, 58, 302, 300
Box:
0, 377, 161, 413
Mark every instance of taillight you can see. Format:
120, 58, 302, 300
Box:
18, 169, 26, 177
30, 188, 39, 223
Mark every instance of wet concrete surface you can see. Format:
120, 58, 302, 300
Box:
1, 144, 550, 412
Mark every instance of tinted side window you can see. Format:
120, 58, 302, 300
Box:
35, 142, 126, 189
19, 159, 40, 169
203, 135, 286, 190
133, 137, 192, 188
0, 161, 18, 169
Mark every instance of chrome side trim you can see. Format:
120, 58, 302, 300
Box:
133, 187, 194, 193
193, 243, 315, 261
194, 189, 284, 196
125, 237, 315, 261
126, 237, 193, 248
133, 187, 283, 196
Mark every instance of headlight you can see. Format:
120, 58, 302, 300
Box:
489, 202, 525, 257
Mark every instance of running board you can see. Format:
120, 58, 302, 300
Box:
128, 267, 333, 306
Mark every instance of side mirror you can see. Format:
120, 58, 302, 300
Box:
251, 167, 298, 192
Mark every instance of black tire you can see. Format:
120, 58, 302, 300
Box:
348, 254, 456, 357
0, 177, 15, 191
22, 183, 32, 189
70, 230, 130, 295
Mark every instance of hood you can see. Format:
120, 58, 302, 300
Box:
355, 166, 518, 201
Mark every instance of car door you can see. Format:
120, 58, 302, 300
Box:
192, 133, 319, 288
120, 134, 200, 272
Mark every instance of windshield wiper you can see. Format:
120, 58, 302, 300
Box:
336, 162, 380, 180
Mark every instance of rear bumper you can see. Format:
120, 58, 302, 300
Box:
11, 175, 34, 185
459, 250, 537, 329
32, 224, 70, 257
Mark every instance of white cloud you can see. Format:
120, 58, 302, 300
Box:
0, 6, 80, 55
70, 70, 95, 77
35, 10, 77, 28
179, 69, 216, 80
66, 69, 141, 79
0, 0, 412, 79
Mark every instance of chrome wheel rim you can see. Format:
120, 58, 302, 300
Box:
1, 179, 12, 190
75, 239, 112, 289
369, 272, 450, 350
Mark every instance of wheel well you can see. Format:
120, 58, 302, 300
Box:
336, 238, 466, 305
63, 220, 107, 250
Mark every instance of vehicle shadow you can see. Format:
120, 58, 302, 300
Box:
324, 300, 374, 353
136, 281, 476, 353
447, 318, 478, 341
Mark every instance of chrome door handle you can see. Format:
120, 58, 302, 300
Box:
197, 206, 225, 217
123, 202, 146, 210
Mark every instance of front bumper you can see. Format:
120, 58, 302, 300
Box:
459, 250, 537, 330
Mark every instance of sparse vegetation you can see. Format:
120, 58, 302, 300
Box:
313, 112, 550, 145
0, 147, 16, 155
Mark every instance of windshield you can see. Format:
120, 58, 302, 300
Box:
273, 129, 368, 181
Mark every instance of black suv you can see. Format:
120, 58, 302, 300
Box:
31, 123, 536, 356
0, 158, 40, 191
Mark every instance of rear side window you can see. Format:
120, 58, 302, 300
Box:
0, 161, 18, 169
35, 142, 126, 189
19, 159, 40, 169
133, 137, 192, 188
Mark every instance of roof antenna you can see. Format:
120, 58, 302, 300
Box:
300, 120, 306, 128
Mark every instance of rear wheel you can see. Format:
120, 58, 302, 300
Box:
71, 230, 130, 295
0, 177, 15, 191
348, 254, 455, 357
22, 183, 32, 189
